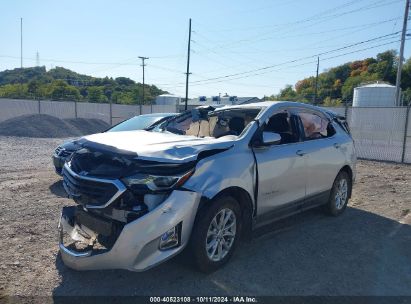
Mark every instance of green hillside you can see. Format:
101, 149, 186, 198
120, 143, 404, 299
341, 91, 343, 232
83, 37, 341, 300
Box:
0, 66, 167, 104
269, 50, 411, 105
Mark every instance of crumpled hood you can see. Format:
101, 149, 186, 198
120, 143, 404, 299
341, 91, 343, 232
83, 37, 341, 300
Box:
81, 130, 235, 163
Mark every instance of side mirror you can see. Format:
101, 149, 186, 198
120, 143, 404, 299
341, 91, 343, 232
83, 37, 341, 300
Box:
261, 132, 281, 146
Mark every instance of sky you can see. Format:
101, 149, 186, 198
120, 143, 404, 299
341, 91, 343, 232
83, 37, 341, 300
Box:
0, 0, 410, 98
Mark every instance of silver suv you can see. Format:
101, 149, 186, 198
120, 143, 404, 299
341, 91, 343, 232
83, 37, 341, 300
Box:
58, 101, 356, 273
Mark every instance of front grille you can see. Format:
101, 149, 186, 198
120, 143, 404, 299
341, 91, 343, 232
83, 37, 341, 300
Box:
60, 150, 73, 157
62, 165, 126, 208
55, 146, 73, 158
55, 146, 63, 155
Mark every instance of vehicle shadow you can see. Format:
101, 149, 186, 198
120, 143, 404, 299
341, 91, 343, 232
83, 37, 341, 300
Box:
49, 180, 67, 198
52, 207, 411, 296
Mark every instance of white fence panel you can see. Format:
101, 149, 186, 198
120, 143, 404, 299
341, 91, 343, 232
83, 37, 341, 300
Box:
40, 100, 75, 119
141, 105, 152, 114
152, 104, 178, 113
348, 107, 408, 162
77, 102, 110, 124
0, 99, 39, 122
403, 108, 411, 163
112, 104, 140, 125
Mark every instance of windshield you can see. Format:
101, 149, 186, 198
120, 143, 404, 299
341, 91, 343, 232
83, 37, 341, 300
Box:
107, 115, 167, 132
155, 107, 261, 138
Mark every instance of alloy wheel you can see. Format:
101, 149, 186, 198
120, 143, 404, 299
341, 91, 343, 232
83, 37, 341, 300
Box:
205, 208, 236, 262
335, 178, 348, 209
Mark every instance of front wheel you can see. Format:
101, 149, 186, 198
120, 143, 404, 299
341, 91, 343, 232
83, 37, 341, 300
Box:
325, 171, 351, 216
189, 196, 241, 273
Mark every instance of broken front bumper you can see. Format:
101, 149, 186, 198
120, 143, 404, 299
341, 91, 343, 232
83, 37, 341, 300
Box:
58, 190, 201, 271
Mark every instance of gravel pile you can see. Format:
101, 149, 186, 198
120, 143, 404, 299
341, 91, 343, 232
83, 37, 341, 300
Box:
0, 114, 110, 138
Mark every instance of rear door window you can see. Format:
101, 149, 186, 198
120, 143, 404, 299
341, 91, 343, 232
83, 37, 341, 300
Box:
297, 111, 334, 140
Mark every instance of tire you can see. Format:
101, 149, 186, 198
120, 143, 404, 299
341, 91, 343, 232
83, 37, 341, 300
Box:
325, 171, 351, 216
189, 195, 241, 273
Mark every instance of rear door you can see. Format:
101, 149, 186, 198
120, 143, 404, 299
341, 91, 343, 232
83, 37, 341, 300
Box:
294, 109, 346, 202
252, 109, 307, 219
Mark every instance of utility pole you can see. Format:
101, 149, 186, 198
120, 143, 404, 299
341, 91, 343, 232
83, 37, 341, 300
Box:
138, 56, 149, 104
20, 18, 23, 68
313, 56, 319, 105
395, 0, 410, 106
185, 18, 192, 111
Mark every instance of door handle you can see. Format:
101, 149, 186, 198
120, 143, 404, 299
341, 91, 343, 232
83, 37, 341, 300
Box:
296, 150, 306, 156
334, 143, 341, 149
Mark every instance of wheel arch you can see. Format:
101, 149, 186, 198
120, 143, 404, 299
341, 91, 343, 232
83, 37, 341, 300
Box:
198, 186, 254, 240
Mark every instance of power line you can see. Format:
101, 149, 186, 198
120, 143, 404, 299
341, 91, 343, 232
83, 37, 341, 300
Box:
190, 17, 401, 78
194, 0, 401, 51
157, 36, 403, 88
186, 32, 400, 85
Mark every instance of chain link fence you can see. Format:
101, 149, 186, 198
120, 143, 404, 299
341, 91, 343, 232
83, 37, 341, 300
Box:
0, 98, 178, 126
1, 98, 410, 163
323, 105, 411, 164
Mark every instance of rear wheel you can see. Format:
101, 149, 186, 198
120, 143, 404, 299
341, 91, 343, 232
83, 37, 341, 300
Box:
189, 196, 241, 273
325, 171, 351, 216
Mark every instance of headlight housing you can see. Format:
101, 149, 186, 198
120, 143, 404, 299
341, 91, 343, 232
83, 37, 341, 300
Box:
122, 169, 194, 191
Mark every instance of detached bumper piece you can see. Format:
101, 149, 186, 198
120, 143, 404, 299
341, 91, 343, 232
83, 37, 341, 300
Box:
59, 206, 122, 258
58, 190, 201, 271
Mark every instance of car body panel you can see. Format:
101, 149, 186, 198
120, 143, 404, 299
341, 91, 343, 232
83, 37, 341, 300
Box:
59, 190, 201, 271
52, 113, 177, 175
81, 130, 236, 163
57, 101, 357, 271
253, 142, 307, 216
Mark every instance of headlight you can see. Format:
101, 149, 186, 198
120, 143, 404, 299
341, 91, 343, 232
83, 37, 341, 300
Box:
122, 170, 194, 191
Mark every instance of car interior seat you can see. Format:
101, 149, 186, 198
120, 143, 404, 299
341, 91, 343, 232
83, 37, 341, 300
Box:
266, 113, 296, 144
216, 116, 245, 137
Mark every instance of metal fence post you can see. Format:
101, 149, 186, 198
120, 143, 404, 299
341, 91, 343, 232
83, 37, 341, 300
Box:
74, 99, 78, 119
38, 98, 41, 114
344, 101, 348, 118
401, 105, 411, 163
139, 104, 142, 115
109, 100, 113, 126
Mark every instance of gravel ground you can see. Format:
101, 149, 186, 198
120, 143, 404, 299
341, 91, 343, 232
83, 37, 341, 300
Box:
0, 114, 109, 138
0, 135, 410, 296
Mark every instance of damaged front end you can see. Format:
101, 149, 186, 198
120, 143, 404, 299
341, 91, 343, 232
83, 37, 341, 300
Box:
58, 147, 201, 271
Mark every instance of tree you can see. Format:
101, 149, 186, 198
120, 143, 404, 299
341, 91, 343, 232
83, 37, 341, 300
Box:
0, 66, 167, 103
49, 80, 80, 101
87, 86, 107, 103
274, 50, 405, 104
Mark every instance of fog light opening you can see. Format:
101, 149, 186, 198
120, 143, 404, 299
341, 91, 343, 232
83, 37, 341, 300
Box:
159, 222, 181, 250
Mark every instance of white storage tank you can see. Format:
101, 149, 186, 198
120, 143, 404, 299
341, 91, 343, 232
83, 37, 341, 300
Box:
353, 83, 398, 107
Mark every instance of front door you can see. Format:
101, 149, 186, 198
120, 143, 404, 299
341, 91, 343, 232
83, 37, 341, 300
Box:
252, 111, 306, 218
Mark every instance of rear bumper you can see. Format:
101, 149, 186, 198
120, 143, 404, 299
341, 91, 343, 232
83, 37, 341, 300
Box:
58, 190, 201, 271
